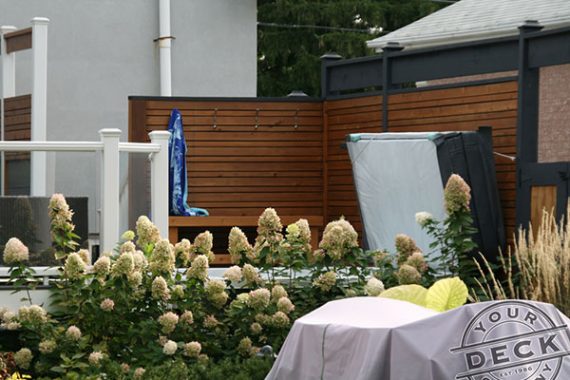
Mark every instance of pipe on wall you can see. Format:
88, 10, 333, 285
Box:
158, 0, 172, 96
30, 17, 50, 197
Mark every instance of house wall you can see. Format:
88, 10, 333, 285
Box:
538, 64, 570, 163
0, 0, 256, 237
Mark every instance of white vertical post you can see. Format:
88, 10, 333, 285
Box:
158, 0, 172, 96
30, 17, 49, 196
149, 130, 170, 239
99, 128, 121, 253
0, 25, 17, 196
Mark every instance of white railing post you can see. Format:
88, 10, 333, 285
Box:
1, 25, 17, 197
30, 17, 49, 196
149, 131, 170, 240
99, 128, 121, 253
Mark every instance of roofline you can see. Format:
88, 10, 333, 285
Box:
128, 95, 322, 102
367, 19, 570, 51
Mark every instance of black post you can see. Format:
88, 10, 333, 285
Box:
516, 20, 543, 229
320, 52, 343, 98
516, 20, 543, 163
381, 42, 404, 132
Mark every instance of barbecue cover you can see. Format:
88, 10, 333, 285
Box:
266, 298, 570, 380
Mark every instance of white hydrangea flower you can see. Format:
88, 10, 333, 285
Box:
163, 340, 178, 355
415, 211, 433, 227
364, 277, 385, 296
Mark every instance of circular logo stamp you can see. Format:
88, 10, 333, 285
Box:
451, 301, 570, 380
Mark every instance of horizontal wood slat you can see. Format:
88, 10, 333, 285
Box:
170, 215, 324, 228
389, 81, 518, 104
145, 100, 320, 111
4, 27, 32, 53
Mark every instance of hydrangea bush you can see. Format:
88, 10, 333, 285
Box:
0, 195, 467, 379
415, 174, 478, 276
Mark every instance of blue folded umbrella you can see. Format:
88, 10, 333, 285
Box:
167, 108, 209, 216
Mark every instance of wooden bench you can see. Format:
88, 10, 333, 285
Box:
169, 215, 324, 265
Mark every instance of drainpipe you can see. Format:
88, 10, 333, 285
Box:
158, 0, 172, 96
30, 17, 49, 196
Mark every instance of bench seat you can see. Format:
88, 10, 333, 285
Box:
169, 215, 324, 265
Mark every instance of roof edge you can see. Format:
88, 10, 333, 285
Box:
368, 20, 570, 51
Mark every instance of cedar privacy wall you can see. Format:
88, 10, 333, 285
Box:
129, 79, 518, 246
129, 98, 324, 218
129, 98, 325, 251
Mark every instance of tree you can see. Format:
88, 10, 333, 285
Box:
257, 0, 446, 97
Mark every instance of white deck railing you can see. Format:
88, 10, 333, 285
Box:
0, 128, 170, 252
0, 267, 228, 311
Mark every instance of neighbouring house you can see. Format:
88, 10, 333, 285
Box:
0, 0, 257, 242
367, 0, 570, 164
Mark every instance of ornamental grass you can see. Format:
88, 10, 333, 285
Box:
474, 203, 570, 315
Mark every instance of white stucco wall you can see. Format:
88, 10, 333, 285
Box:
0, 0, 257, 238
171, 1, 257, 96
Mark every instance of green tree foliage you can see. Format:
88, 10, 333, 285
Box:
258, 0, 446, 97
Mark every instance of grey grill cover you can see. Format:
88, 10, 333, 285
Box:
266, 298, 570, 380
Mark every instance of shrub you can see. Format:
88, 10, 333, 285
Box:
417, 174, 478, 280
0, 197, 378, 378
0, 194, 456, 378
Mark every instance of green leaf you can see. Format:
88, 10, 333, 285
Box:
379, 284, 428, 307
425, 277, 468, 312
50, 366, 66, 373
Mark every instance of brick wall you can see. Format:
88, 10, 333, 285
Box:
538, 64, 570, 163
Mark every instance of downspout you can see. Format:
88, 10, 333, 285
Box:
30, 17, 50, 197
158, 0, 173, 96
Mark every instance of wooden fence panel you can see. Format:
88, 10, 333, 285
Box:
324, 81, 518, 242
129, 99, 324, 218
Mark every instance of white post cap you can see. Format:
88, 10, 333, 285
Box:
149, 130, 171, 140
0, 25, 17, 33
99, 128, 122, 137
31, 17, 50, 25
